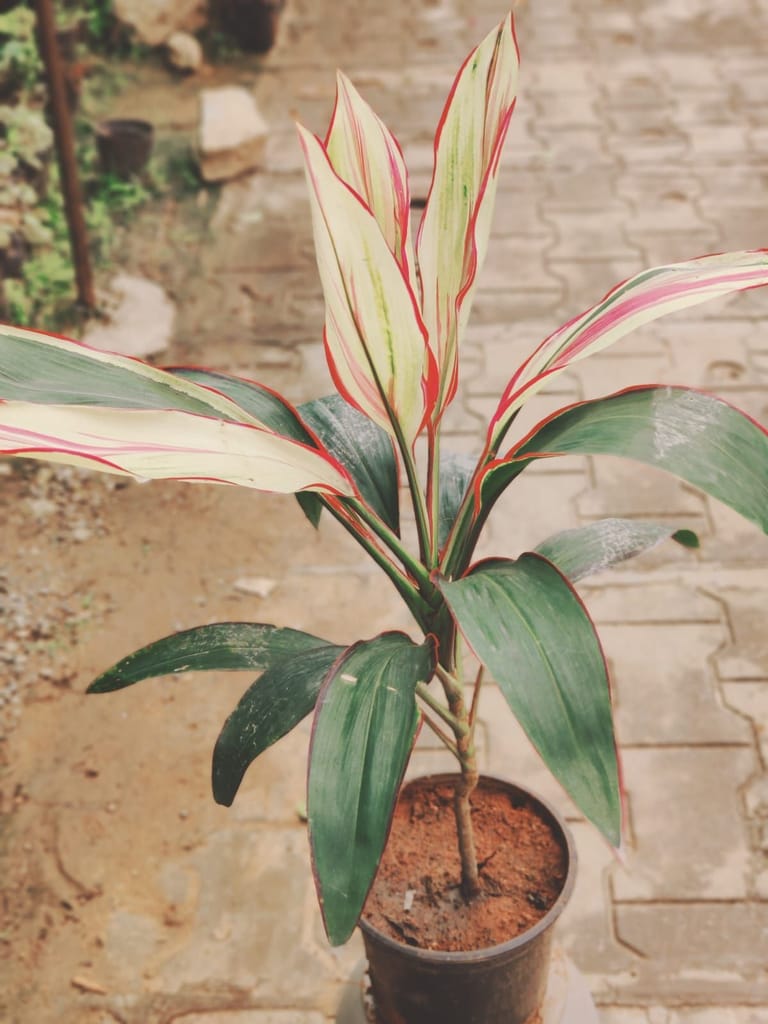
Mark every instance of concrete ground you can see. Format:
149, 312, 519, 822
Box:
2, 0, 768, 1021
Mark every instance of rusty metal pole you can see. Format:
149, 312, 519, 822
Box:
33, 0, 95, 309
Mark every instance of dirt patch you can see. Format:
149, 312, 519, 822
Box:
362, 777, 568, 953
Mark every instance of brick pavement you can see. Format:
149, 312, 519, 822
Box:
3, 1, 768, 1022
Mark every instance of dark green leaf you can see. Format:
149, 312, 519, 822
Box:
438, 451, 477, 550
535, 518, 699, 582
439, 555, 621, 845
308, 632, 435, 945
170, 368, 316, 442
212, 642, 345, 806
0, 329, 239, 417
484, 387, 768, 533
88, 622, 331, 693
299, 395, 400, 533
296, 491, 323, 528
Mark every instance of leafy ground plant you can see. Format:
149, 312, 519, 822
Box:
0, 11, 767, 947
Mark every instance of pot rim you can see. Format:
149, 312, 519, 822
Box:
358, 772, 577, 965
95, 118, 154, 137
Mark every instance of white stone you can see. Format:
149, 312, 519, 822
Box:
81, 274, 175, 358
233, 576, 277, 598
166, 31, 203, 72
198, 87, 269, 182
114, 0, 205, 46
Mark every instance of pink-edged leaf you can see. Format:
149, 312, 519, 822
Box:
489, 250, 768, 446
325, 72, 416, 286
0, 401, 355, 495
439, 555, 621, 845
0, 322, 266, 423
417, 12, 519, 415
298, 124, 437, 445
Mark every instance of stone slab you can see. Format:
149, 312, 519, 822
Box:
600, 622, 751, 745
81, 274, 175, 358
614, 747, 755, 900
199, 88, 269, 182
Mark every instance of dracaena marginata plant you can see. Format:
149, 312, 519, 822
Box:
1, 12, 768, 946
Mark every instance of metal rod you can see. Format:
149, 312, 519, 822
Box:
33, 0, 95, 309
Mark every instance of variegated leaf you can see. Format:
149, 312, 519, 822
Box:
490, 250, 768, 446
0, 323, 264, 422
417, 13, 519, 414
326, 72, 416, 285
298, 124, 437, 445
0, 401, 355, 495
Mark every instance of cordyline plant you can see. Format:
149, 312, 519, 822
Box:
1, 12, 768, 946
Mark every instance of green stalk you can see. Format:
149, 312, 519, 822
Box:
420, 710, 460, 758
394, 419, 434, 569
325, 500, 432, 627
441, 409, 524, 578
347, 497, 435, 599
416, 681, 468, 736
426, 425, 441, 566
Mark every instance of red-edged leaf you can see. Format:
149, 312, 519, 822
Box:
308, 632, 435, 945
489, 250, 768, 446
479, 386, 768, 536
325, 72, 416, 286
417, 13, 519, 415
439, 555, 621, 845
298, 124, 438, 445
0, 401, 355, 495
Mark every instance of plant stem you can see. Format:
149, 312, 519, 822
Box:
468, 665, 485, 736
416, 681, 468, 736
426, 425, 440, 566
420, 710, 460, 758
448, 684, 481, 899
325, 500, 432, 626
346, 498, 435, 598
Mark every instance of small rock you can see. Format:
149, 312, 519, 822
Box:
81, 275, 175, 359
166, 31, 203, 72
198, 87, 268, 182
233, 576, 277, 598
70, 976, 108, 995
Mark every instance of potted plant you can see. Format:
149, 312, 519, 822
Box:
0, 11, 766, 1023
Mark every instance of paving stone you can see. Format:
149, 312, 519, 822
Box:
715, 583, 768, 679
547, 203, 640, 262
475, 470, 587, 563
574, 353, 672, 402
613, 747, 755, 900
653, 1010, 768, 1024
613, 902, 768, 1002
605, 620, 751, 743
576, 458, 707, 520
580, 581, 721, 624
721, 683, 768, 766
598, 1011, 648, 1024
559, 822, 637, 978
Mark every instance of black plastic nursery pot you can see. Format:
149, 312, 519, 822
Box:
358, 775, 577, 1024
95, 119, 154, 178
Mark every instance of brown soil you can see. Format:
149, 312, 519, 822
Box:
362, 777, 568, 953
